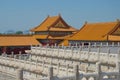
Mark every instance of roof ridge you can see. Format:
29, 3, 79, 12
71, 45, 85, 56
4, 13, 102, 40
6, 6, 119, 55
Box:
0, 34, 32, 37
68, 22, 87, 39
50, 15, 71, 29
31, 15, 77, 32
30, 16, 50, 32
107, 21, 120, 36
47, 15, 60, 29
86, 21, 117, 24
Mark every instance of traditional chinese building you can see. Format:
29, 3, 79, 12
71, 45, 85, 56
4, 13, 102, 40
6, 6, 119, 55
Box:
0, 35, 40, 54
31, 15, 77, 45
60, 20, 120, 46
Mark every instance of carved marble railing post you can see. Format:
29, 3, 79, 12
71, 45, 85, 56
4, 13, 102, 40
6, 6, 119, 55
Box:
29, 54, 32, 61
42, 59, 45, 70
69, 43, 71, 46
88, 42, 91, 47
62, 43, 64, 48
11, 51, 14, 58
63, 46, 65, 57
117, 49, 120, 63
82, 42, 84, 48
46, 44, 49, 47
112, 42, 114, 47
107, 48, 110, 70
66, 64, 69, 76
76, 43, 78, 47
79, 46, 82, 61
106, 42, 109, 47
96, 62, 102, 80
118, 42, 120, 47
85, 65, 88, 73
100, 42, 103, 47
94, 42, 97, 47
74, 65, 79, 80
116, 62, 120, 80
39, 46, 42, 55
54, 43, 57, 48
50, 57, 52, 67
57, 46, 59, 57
5, 53, 7, 58
19, 51, 22, 60
57, 63, 60, 74
97, 47, 100, 61
48, 67, 53, 80
16, 68, 23, 80
71, 46, 73, 58
36, 58, 38, 69
14, 54, 17, 59
45, 46, 48, 55
87, 43, 91, 60
30, 45, 32, 50
2, 52, 6, 57
116, 49, 120, 80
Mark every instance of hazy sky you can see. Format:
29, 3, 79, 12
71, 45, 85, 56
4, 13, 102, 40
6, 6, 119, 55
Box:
0, 0, 120, 33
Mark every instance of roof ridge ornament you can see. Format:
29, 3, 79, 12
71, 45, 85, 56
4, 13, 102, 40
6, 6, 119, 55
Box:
58, 13, 61, 17
116, 19, 120, 22
47, 15, 50, 18
85, 21, 88, 24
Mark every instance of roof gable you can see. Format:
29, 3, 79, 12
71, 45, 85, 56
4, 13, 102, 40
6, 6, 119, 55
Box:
69, 21, 119, 41
112, 27, 120, 35
109, 22, 120, 35
54, 20, 67, 28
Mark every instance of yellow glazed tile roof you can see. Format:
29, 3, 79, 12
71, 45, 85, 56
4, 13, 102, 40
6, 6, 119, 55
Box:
33, 34, 71, 40
69, 21, 119, 41
59, 39, 69, 46
50, 35, 71, 40
49, 27, 76, 32
31, 16, 59, 31
0, 35, 40, 46
31, 15, 77, 32
108, 35, 120, 41
33, 35, 49, 39
58, 31, 78, 46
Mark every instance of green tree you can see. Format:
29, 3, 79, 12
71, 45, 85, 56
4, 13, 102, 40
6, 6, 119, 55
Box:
15, 31, 23, 35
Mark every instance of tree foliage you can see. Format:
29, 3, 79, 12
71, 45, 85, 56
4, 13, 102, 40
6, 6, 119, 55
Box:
15, 31, 23, 34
